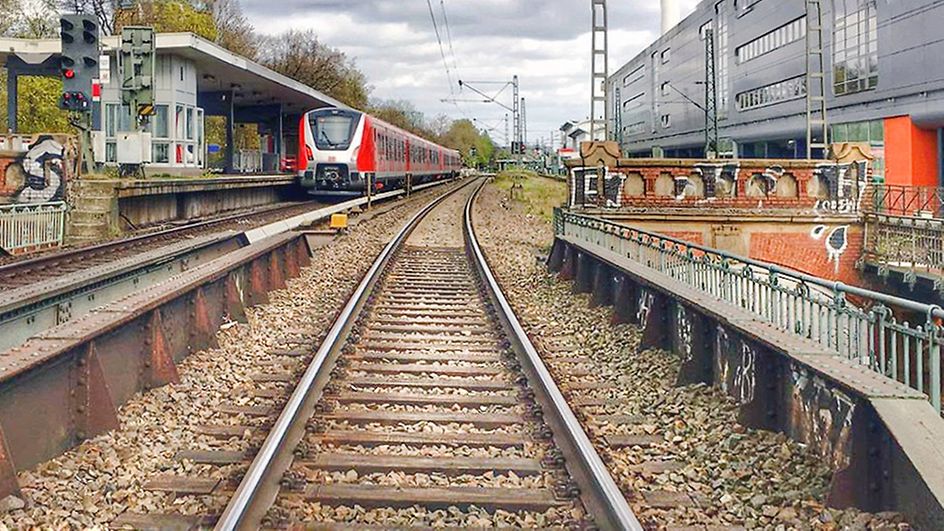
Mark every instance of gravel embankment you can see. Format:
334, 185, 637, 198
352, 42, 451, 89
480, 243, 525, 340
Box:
471, 178, 910, 531
0, 183, 463, 528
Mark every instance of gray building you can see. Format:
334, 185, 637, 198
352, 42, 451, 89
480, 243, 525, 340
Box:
608, 0, 944, 187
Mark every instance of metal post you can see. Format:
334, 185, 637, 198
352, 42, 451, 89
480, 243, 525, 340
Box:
806, 0, 829, 158
704, 28, 719, 158
590, 0, 609, 141
6, 70, 16, 133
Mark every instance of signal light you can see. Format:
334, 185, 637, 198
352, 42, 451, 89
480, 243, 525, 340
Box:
63, 69, 75, 79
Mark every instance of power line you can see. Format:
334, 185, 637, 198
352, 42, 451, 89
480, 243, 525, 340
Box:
426, 0, 455, 96
439, 0, 460, 77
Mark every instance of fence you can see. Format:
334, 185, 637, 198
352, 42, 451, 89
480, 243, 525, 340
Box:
869, 184, 944, 217
555, 208, 943, 413
0, 202, 68, 254
866, 215, 944, 273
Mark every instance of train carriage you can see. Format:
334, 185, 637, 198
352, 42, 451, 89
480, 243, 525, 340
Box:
297, 107, 461, 196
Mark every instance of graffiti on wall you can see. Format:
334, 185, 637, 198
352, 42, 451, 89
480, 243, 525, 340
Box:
0, 135, 74, 204
716, 325, 757, 406
808, 161, 867, 272
693, 162, 741, 199
676, 304, 694, 363
637, 288, 654, 327
789, 365, 856, 470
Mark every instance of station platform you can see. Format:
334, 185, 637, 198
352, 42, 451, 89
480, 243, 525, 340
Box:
68, 174, 303, 243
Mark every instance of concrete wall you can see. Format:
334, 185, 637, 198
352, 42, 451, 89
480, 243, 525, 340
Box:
0, 134, 76, 205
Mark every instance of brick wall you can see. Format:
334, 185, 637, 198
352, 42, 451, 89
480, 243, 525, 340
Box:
749, 228, 865, 285
662, 231, 705, 245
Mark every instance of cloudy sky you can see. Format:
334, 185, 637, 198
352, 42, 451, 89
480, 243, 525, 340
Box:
244, 0, 700, 146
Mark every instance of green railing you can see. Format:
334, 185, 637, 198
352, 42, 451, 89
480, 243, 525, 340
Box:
555, 208, 943, 413
0, 201, 68, 254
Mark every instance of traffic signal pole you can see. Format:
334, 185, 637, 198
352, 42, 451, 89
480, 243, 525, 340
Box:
59, 14, 100, 176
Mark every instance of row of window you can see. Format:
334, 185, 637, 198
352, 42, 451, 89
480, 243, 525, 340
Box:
833, 0, 879, 95
736, 76, 807, 111
736, 17, 807, 64
376, 130, 406, 162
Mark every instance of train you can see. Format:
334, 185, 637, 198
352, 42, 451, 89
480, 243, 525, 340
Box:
297, 107, 461, 196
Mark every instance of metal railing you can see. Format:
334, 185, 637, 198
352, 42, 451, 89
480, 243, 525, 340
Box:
0, 202, 68, 254
555, 208, 943, 413
866, 215, 944, 273
869, 184, 944, 217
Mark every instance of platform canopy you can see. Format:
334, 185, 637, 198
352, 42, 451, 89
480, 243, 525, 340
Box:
0, 32, 347, 115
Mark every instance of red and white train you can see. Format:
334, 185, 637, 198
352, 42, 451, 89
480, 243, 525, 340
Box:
297, 107, 461, 196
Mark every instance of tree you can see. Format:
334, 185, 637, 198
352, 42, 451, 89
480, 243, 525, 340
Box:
258, 30, 369, 110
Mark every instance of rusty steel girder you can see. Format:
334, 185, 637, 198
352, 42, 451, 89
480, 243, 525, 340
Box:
0, 233, 312, 498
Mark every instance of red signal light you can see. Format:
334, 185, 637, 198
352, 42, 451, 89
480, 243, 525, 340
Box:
63, 69, 75, 79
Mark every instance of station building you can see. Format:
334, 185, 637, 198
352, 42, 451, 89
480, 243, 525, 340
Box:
1, 32, 343, 175
607, 0, 944, 187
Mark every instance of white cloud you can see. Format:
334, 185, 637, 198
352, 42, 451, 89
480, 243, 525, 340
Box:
244, 0, 700, 145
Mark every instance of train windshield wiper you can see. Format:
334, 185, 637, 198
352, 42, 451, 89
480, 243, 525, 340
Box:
320, 130, 338, 148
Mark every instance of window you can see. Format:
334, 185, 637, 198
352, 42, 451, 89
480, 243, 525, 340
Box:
699, 22, 712, 40
661, 48, 671, 64
831, 119, 885, 177
736, 17, 806, 63
152, 143, 170, 163
736, 76, 807, 110
622, 64, 645, 87
152, 105, 169, 138
185, 108, 195, 140
175, 105, 185, 139
833, 0, 878, 95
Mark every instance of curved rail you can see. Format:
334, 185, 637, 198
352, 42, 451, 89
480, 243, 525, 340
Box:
217, 175, 642, 529
215, 178, 478, 529
464, 180, 643, 530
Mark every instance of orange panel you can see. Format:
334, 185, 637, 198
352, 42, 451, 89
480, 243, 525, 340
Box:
884, 115, 939, 186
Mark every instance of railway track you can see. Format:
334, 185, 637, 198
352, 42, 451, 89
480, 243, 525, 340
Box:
0, 201, 320, 288
196, 178, 640, 529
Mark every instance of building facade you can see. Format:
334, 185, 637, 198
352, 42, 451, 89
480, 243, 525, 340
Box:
607, 0, 944, 187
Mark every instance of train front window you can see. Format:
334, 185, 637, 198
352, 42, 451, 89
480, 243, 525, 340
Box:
310, 111, 358, 150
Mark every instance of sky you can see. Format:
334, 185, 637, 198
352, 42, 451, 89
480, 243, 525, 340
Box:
243, 0, 700, 147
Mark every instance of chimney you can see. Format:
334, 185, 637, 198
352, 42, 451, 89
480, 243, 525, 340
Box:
661, 0, 681, 34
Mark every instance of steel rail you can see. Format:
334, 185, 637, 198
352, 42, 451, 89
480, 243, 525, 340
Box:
464, 180, 643, 530
215, 178, 478, 530
0, 201, 311, 278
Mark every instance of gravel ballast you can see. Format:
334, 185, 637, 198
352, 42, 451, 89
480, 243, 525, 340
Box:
0, 183, 463, 528
471, 177, 910, 530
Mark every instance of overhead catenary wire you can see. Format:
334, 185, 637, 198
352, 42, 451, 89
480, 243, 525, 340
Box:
426, 0, 456, 96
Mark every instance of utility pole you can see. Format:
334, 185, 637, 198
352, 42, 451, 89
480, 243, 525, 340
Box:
704, 28, 719, 158
805, 0, 829, 158
450, 77, 522, 162
512, 75, 521, 162
590, 0, 609, 141
521, 97, 527, 152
